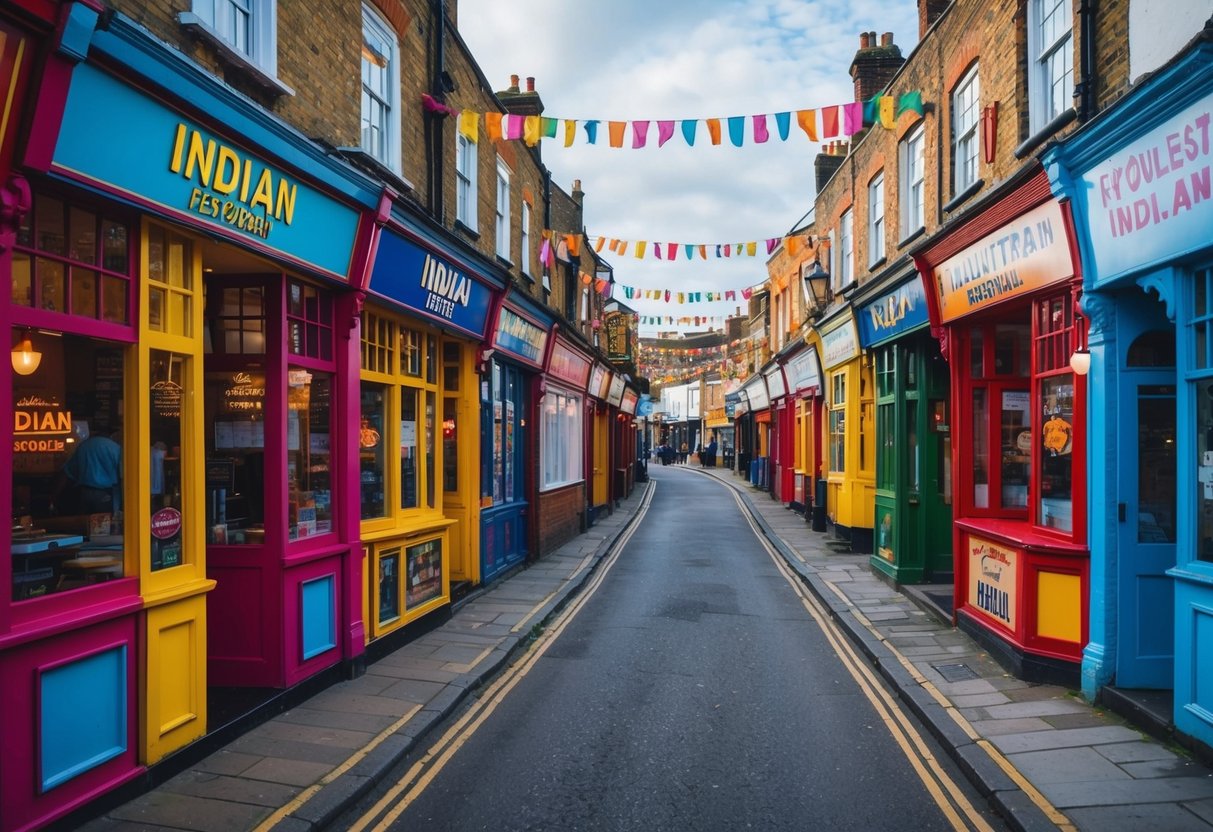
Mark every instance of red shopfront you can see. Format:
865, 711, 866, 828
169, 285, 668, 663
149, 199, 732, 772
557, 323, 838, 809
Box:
914, 169, 1089, 684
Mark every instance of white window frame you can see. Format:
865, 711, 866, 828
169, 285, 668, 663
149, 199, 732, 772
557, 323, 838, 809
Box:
541, 387, 583, 489
1028, 0, 1074, 135
838, 209, 854, 290
520, 201, 531, 277
868, 173, 885, 266
899, 123, 925, 240
186, 0, 278, 76
361, 4, 400, 173
952, 64, 980, 195
495, 159, 511, 261
455, 132, 477, 229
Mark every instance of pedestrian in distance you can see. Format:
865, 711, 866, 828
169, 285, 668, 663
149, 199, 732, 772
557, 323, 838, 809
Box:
679, 441, 689, 464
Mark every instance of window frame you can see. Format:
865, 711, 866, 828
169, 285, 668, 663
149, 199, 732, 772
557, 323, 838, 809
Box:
838, 209, 854, 291
520, 200, 531, 277
360, 3, 401, 173
899, 123, 926, 241
1028, 0, 1075, 135
455, 132, 478, 230
185, 0, 279, 77
952, 64, 981, 195
540, 386, 583, 490
495, 158, 511, 262
868, 173, 885, 267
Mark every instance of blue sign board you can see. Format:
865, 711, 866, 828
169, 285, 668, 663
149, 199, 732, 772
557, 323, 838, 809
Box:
856, 278, 930, 347
495, 307, 548, 365
369, 229, 494, 338
52, 64, 361, 281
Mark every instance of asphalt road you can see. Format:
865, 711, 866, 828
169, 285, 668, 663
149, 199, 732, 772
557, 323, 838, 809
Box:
347, 465, 1004, 831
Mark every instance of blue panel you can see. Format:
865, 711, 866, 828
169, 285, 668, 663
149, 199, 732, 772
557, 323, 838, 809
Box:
41, 646, 127, 791
369, 229, 493, 337
494, 307, 548, 365
301, 575, 337, 661
856, 278, 930, 347
53, 64, 361, 280
1194, 606, 1213, 719
58, 3, 100, 62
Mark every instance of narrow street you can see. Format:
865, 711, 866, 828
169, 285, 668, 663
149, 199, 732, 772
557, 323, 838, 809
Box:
341, 466, 1005, 831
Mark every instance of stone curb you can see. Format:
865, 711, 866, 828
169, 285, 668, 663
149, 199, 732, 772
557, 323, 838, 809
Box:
280, 481, 655, 830
696, 468, 1058, 832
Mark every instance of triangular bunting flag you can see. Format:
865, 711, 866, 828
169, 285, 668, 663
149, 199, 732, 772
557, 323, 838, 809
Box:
879, 95, 896, 128
706, 118, 722, 145
682, 119, 698, 146
843, 102, 864, 136
635, 241, 647, 258
897, 91, 924, 118
822, 106, 839, 138
458, 110, 479, 141
632, 120, 650, 148
796, 109, 818, 142
658, 120, 676, 147
485, 112, 504, 141
584, 120, 600, 144
564, 119, 577, 147
753, 114, 769, 144
775, 111, 791, 141
608, 121, 626, 148
727, 116, 745, 147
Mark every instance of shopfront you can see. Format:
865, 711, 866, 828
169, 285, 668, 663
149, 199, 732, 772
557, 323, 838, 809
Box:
586, 363, 613, 519
4, 14, 378, 830
856, 271, 952, 584
764, 361, 790, 500
818, 307, 874, 552
543, 334, 592, 539
915, 169, 1088, 684
481, 297, 549, 581
784, 341, 824, 525
739, 374, 770, 487
1043, 40, 1211, 743
360, 224, 496, 641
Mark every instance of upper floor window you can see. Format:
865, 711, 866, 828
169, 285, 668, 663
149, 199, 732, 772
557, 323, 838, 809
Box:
952, 65, 980, 194
838, 209, 854, 290
495, 159, 511, 261
188, 0, 278, 76
455, 132, 477, 229
868, 173, 885, 266
520, 201, 531, 277
361, 4, 400, 172
899, 123, 925, 240
1028, 0, 1074, 134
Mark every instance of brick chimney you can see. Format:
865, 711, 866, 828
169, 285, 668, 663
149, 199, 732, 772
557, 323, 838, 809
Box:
849, 31, 904, 103
497, 73, 545, 116
918, 0, 949, 38
814, 141, 849, 192
572, 178, 584, 206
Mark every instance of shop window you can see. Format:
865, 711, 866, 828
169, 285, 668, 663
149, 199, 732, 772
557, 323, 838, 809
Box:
1034, 296, 1078, 531
207, 285, 266, 355
484, 359, 524, 505
542, 388, 583, 489
829, 373, 846, 474
147, 226, 194, 337
1196, 378, 1213, 562
12, 334, 128, 600
287, 280, 333, 361
877, 402, 895, 491
149, 351, 186, 570
933, 399, 951, 506
860, 364, 873, 475
14, 192, 130, 324
406, 538, 442, 607
876, 348, 895, 398
907, 406, 920, 492
360, 383, 386, 519
972, 388, 989, 508
286, 370, 332, 540
377, 546, 401, 624
204, 368, 266, 543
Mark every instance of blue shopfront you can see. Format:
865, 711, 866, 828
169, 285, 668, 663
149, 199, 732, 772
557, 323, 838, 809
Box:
1044, 39, 1213, 750
855, 272, 952, 585
480, 294, 551, 584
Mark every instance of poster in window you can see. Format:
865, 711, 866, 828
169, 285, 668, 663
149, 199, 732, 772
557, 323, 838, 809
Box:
406, 539, 442, 607
505, 400, 515, 501
379, 550, 400, 624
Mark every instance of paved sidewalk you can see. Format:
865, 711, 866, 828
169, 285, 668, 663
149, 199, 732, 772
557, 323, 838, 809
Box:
75, 484, 653, 832
697, 465, 1213, 832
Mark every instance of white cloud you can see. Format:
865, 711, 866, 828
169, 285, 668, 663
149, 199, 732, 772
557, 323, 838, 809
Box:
458, 0, 920, 333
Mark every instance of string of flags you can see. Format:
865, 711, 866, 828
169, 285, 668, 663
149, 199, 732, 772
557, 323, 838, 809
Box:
427, 92, 926, 148
621, 284, 758, 304
637, 315, 726, 326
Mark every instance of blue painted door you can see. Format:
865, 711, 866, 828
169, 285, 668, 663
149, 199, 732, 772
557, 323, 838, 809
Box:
1117, 376, 1176, 688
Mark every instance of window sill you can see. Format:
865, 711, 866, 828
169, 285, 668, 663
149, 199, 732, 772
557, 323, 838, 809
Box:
1014, 108, 1077, 159
943, 179, 984, 214
335, 147, 415, 194
519, 270, 535, 285
177, 13, 295, 98
867, 255, 887, 272
453, 219, 479, 240
897, 225, 926, 248
495, 254, 513, 268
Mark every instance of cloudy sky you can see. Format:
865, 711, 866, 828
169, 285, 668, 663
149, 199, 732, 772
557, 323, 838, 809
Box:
458, 0, 921, 336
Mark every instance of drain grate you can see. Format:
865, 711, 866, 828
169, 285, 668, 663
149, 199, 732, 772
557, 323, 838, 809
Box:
932, 663, 979, 682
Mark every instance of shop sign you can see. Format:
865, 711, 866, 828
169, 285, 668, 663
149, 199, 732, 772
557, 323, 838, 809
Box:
819, 316, 860, 369
621, 389, 638, 415
968, 536, 1017, 630
763, 366, 787, 400
548, 339, 592, 388
152, 379, 183, 419
52, 64, 360, 280
588, 364, 607, 399
786, 347, 822, 393
857, 279, 930, 347
1079, 97, 1213, 283
608, 374, 626, 407
13, 396, 71, 453
605, 311, 633, 362
494, 307, 548, 365
933, 200, 1074, 323
369, 229, 493, 338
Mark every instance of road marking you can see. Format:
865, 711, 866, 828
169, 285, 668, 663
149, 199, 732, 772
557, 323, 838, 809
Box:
346, 481, 657, 832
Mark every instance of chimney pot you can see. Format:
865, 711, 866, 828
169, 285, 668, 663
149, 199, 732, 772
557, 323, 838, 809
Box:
526, 76, 535, 92
870, 31, 877, 42
509, 74, 519, 89
859, 32, 870, 48
881, 32, 893, 46
573, 178, 581, 191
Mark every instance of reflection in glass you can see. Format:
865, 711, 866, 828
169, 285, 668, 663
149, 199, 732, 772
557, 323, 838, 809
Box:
401, 388, 418, 509
287, 370, 332, 540
1138, 388, 1176, 544
150, 350, 186, 570
1000, 389, 1030, 509
360, 384, 386, 519
443, 398, 458, 492
204, 369, 266, 544
972, 388, 988, 508
378, 550, 400, 624
1197, 381, 1213, 562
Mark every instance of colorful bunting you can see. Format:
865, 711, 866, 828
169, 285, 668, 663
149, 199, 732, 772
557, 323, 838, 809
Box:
658, 120, 676, 147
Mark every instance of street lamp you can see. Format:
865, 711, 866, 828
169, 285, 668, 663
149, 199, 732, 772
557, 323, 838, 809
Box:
802, 260, 831, 317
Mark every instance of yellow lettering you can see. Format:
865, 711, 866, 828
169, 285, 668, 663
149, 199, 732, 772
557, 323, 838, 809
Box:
214, 145, 241, 195
185, 131, 216, 187
55, 412, 71, 432
14, 411, 29, 431
239, 158, 252, 203
275, 179, 296, 225
169, 123, 187, 173
249, 168, 274, 215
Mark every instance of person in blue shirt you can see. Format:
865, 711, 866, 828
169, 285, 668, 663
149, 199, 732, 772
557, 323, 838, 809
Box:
58, 429, 123, 514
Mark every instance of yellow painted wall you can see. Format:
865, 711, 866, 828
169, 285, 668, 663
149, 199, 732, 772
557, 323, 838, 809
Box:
593, 409, 609, 506
1037, 570, 1082, 643
826, 356, 875, 532
444, 340, 481, 585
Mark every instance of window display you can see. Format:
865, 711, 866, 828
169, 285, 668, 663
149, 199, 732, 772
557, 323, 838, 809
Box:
378, 548, 400, 624
204, 369, 266, 543
406, 538, 442, 607
149, 350, 185, 570
541, 388, 582, 488
287, 370, 332, 540
360, 384, 386, 520
829, 373, 845, 473
1039, 377, 1074, 531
